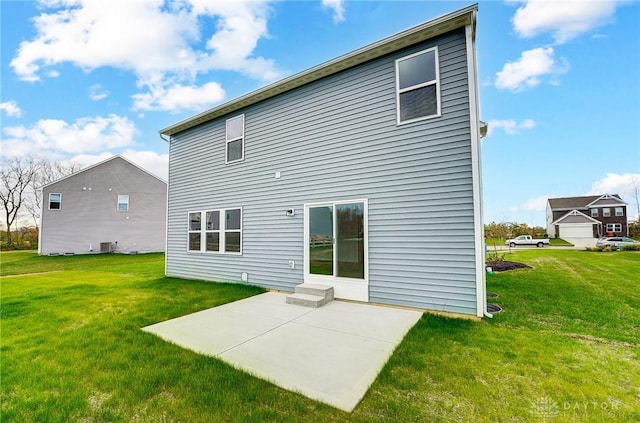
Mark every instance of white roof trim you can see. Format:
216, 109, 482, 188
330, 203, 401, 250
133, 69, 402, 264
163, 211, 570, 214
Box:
551, 209, 601, 226
585, 194, 626, 207
160, 4, 477, 137
40, 155, 166, 189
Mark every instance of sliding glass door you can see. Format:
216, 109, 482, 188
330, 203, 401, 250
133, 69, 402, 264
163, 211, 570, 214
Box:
305, 200, 368, 301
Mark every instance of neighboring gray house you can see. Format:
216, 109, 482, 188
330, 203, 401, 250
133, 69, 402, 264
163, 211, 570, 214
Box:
160, 5, 488, 317
39, 155, 167, 255
546, 194, 628, 238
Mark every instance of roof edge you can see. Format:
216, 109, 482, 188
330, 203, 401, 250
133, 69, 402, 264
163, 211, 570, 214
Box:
41, 155, 166, 190
160, 4, 478, 137
551, 209, 602, 226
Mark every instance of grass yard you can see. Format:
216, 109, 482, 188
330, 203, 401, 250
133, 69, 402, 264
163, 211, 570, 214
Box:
1, 250, 639, 422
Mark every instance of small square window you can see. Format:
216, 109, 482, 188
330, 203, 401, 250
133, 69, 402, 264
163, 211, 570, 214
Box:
602, 208, 610, 217
591, 209, 598, 217
49, 193, 61, 210
117, 194, 129, 212
615, 207, 624, 217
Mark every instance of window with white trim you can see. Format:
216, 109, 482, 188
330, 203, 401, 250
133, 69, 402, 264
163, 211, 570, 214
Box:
602, 208, 610, 217
187, 208, 242, 253
205, 210, 220, 252
615, 207, 624, 217
395, 47, 440, 124
188, 212, 202, 251
224, 208, 242, 253
49, 193, 62, 210
226, 115, 245, 163
117, 194, 129, 211
606, 223, 622, 232
591, 208, 598, 217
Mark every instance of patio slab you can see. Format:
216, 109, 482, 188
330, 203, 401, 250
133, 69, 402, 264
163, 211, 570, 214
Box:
142, 291, 422, 411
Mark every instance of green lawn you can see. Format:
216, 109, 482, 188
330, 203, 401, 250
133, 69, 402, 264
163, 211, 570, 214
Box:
1, 250, 639, 422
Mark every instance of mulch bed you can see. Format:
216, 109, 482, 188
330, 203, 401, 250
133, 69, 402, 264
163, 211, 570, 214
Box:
486, 261, 532, 272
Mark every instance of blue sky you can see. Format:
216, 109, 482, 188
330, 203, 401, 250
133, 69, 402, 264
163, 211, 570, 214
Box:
1, 0, 639, 226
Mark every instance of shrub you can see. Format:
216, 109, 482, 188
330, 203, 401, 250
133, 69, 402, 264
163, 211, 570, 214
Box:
620, 244, 640, 251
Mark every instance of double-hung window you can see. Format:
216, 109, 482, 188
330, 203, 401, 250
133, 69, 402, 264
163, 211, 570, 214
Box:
606, 223, 622, 232
226, 115, 245, 163
395, 47, 440, 124
602, 208, 611, 217
188, 208, 242, 253
205, 211, 220, 252
615, 207, 624, 217
188, 212, 202, 251
49, 193, 62, 210
117, 194, 129, 211
591, 209, 598, 217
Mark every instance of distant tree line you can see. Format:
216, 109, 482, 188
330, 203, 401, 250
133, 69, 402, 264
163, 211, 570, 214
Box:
1, 156, 80, 250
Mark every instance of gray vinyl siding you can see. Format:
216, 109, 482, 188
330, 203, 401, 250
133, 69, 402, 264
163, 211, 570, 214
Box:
40, 157, 167, 255
167, 28, 478, 315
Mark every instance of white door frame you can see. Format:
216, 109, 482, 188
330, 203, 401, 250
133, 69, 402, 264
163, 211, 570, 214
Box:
303, 199, 369, 302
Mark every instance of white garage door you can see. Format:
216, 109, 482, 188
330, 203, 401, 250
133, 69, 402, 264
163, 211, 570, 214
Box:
559, 224, 592, 238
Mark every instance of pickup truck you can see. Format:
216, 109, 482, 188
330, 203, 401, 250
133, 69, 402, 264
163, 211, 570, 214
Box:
505, 235, 550, 248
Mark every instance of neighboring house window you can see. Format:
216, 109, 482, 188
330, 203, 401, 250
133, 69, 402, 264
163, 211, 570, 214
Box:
591, 209, 598, 217
188, 208, 242, 253
49, 193, 62, 210
615, 207, 624, 217
395, 47, 440, 124
226, 115, 245, 163
117, 195, 129, 211
606, 223, 622, 232
602, 208, 611, 217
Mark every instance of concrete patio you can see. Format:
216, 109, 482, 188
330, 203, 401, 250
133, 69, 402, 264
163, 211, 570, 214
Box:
142, 291, 422, 411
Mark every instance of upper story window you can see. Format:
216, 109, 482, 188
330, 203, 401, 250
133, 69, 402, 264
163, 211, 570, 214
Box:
226, 115, 245, 164
395, 47, 440, 124
615, 207, 624, 217
602, 208, 611, 217
117, 194, 129, 211
49, 193, 62, 210
591, 208, 598, 217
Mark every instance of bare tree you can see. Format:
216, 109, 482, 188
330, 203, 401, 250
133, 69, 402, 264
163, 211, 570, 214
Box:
0, 156, 40, 246
24, 159, 81, 228
632, 174, 640, 222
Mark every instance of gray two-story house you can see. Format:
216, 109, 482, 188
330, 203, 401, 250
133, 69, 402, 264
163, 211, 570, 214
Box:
160, 5, 488, 317
39, 155, 167, 255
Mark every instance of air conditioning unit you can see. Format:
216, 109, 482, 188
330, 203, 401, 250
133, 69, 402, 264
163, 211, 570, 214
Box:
100, 242, 112, 253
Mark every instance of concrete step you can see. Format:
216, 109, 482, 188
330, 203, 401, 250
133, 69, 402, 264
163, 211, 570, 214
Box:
286, 293, 330, 308
294, 283, 334, 301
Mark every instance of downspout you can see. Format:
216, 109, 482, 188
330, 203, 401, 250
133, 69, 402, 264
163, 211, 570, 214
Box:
159, 132, 170, 277
465, 9, 491, 318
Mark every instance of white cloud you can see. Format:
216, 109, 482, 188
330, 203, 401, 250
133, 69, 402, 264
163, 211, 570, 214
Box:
132, 81, 225, 113
322, 0, 345, 23
509, 195, 550, 213
10, 0, 281, 112
0, 101, 22, 118
589, 173, 640, 219
486, 118, 536, 137
588, 173, 640, 198
1, 114, 137, 158
70, 150, 168, 181
495, 47, 568, 91
512, 0, 620, 44
89, 84, 108, 101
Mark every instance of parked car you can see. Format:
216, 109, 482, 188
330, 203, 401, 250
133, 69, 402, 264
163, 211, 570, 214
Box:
505, 235, 550, 248
595, 237, 640, 249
